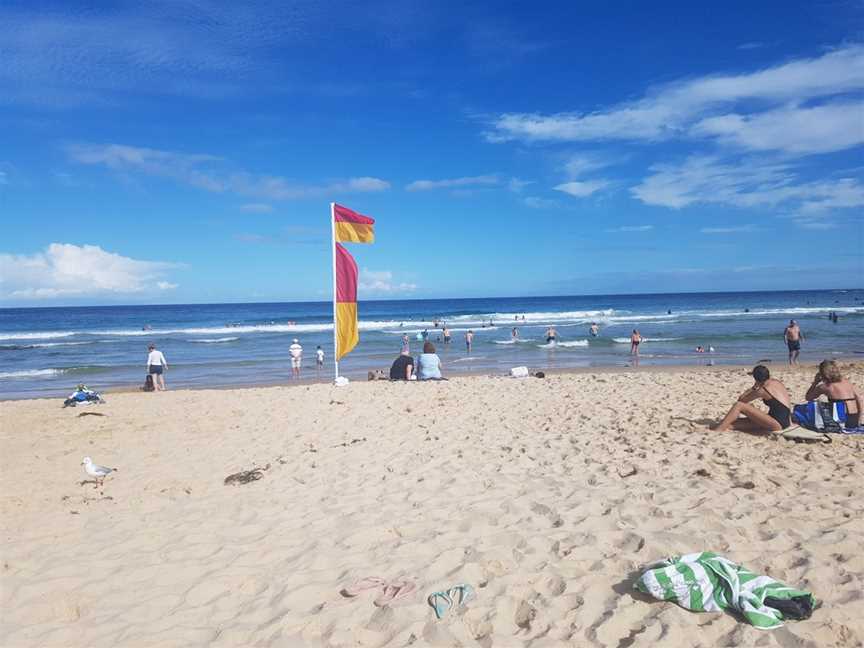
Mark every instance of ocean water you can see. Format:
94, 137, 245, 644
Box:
1, 290, 862, 399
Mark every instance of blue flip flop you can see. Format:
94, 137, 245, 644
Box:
427, 591, 452, 619
428, 583, 476, 619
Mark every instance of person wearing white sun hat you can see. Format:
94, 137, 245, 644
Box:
289, 338, 303, 378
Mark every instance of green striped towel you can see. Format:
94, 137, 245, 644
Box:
635, 552, 814, 630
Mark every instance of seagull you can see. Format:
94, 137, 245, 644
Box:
81, 456, 117, 486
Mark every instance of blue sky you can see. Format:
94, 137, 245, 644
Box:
0, 0, 862, 305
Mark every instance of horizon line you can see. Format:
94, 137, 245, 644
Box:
1, 286, 862, 310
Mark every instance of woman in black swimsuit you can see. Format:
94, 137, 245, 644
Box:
715, 365, 791, 432
805, 360, 862, 428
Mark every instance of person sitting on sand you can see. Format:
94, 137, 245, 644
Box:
805, 360, 861, 428
389, 350, 414, 380
416, 342, 443, 380
714, 365, 791, 432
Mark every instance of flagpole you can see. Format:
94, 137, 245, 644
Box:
330, 202, 339, 382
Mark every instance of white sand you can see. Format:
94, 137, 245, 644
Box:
1, 365, 862, 647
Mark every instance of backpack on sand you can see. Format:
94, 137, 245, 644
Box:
792, 401, 846, 433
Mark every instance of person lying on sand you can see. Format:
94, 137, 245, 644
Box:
714, 365, 791, 432
806, 360, 861, 428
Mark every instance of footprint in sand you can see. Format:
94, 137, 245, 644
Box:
514, 600, 537, 631
543, 575, 567, 597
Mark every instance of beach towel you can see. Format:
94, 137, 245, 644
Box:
792, 401, 846, 433
635, 552, 814, 630
63, 384, 105, 407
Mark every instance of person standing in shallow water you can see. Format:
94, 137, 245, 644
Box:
147, 343, 168, 391
784, 320, 804, 365
465, 330, 474, 354
630, 329, 642, 356
289, 338, 303, 378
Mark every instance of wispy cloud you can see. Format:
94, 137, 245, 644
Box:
794, 220, 837, 230
234, 225, 327, 246
605, 225, 654, 233
0, 170, 7, 185
239, 203, 274, 214
508, 178, 534, 193
68, 143, 390, 200
522, 196, 560, 209
358, 269, 417, 294
737, 42, 766, 50
486, 45, 864, 155
0, 4, 313, 106
0, 243, 180, 299
631, 156, 864, 216
554, 180, 609, 198
700, 224, 758, 234
692, 101, 864, 154
564, 155, 613, 178
405, 175, 499, 191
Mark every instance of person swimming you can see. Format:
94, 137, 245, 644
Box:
545, 326, 558, 344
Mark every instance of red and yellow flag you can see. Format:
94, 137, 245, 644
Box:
333, 204, 375, 362
334, 242, 359, 360
334, 203, 375, 244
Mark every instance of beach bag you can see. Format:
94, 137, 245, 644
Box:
143, 374, 155, 392
510, 366, 529, 378
792, 401, 846, 432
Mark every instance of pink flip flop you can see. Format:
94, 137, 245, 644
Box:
341, 576, 386, 598
373, 579, 416, 607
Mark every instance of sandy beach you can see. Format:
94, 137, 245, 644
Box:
1, 364, 862, 647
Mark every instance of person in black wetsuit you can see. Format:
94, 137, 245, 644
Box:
805, 360, 861, 428
715, 365, 791, 432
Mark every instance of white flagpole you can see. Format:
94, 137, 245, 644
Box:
330, 202, 339, 382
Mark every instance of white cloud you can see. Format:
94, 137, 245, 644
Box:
67, 144, 390, 200
554, 180, 609, 197
68, 143, 390, 200
486, 45, 864, 154
564, 155, 613, 178
239, 203, 274, 213
508, 178, 534, 193
405, 175, 499, 191
522, 196, 560, 209
700, 225, 758, 234
692, 101, 864, 154
795, 220, 837, 230
631, 156, 864, 214
358, 269, 417, 294
342, 177, 391, 192
0, 243, 180, 299
605, 225, 653, 233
